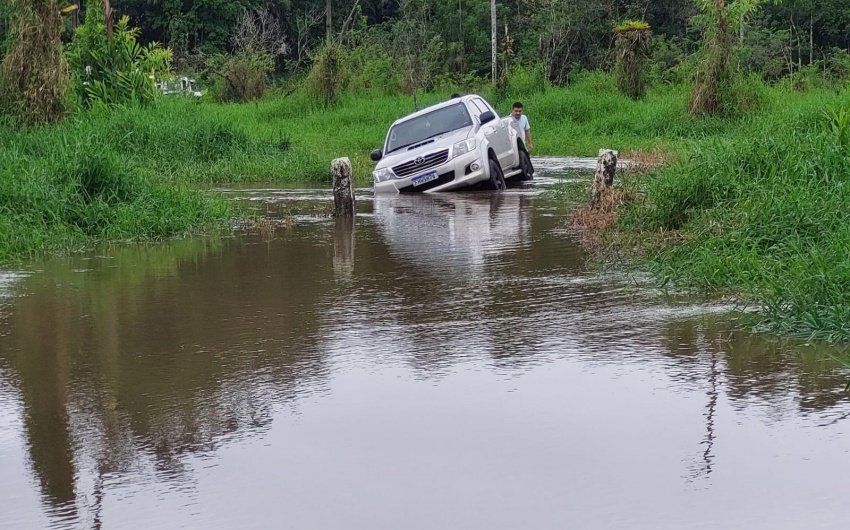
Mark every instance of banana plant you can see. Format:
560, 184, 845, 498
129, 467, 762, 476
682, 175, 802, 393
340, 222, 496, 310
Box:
67, 1, 172, 107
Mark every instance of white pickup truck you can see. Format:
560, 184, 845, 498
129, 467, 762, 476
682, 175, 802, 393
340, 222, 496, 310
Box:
370, 94, 534, 193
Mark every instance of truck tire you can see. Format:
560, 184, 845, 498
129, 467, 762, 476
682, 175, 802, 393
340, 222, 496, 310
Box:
519, 149, 534, 181
488, 158, 507, 191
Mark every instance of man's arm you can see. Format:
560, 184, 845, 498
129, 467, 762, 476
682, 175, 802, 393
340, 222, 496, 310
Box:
525, 128, 533, 151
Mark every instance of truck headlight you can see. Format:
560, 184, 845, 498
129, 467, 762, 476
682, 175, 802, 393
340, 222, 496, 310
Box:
452, 138, 477, 158
373, 167, 394, 183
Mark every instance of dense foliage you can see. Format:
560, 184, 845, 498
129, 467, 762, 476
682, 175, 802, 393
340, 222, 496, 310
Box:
67, 1, 173, 107
1, 0, 846, 90
106, 0, 850, 84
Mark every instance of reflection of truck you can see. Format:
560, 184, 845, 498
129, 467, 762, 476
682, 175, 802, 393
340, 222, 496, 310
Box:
370, 95, 534, 193
372, 193, 532, 274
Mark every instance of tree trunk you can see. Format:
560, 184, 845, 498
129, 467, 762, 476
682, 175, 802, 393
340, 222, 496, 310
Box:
490, 0, 496, 83
326, 0, 332, 40
332, 157, 355, 217
789, 21, 794, 75
809, 15, 813, 65
102, 0, 113, 38
503, 22, 509, 76
739, 14, 744, 45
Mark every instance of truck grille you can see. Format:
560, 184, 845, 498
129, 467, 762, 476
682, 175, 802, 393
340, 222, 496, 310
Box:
392, 149, 450, 177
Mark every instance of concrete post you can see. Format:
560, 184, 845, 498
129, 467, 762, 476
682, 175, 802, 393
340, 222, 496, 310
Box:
332, 157, 355, 217
590, 149, 618, 207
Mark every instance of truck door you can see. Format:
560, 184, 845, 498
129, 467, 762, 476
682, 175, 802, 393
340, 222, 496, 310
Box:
470, 99, 499, 163
473, 98, 513, 168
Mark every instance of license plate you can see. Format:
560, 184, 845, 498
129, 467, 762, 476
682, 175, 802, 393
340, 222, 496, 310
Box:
412, 171, 438, 187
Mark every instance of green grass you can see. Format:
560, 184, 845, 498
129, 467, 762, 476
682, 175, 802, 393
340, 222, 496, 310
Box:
0, 106, 235, 263
619, 86, 850, 342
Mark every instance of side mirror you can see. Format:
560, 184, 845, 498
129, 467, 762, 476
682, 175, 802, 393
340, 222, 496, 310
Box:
370, 149, 383, 162
479, 111, 496, 125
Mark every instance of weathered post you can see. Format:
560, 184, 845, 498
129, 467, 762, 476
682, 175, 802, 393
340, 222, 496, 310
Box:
332, 157, 355, 217
590, 149, 618, 207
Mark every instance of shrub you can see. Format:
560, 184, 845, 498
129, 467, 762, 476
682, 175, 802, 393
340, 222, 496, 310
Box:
306, 41, 348, 105
349, 53, 400, 94
825, 48, 850, 82
0, 0, 69, 123
613, 20, 652, 99
505, 65, 546, 97
649, 36, 692, 85
66, 1, 172, 108
206, 51, 273, 102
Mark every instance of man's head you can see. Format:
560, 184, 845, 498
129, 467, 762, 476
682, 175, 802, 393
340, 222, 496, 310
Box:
511, 101, 524, 119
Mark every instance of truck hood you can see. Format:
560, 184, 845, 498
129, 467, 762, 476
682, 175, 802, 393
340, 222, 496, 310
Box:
376, 126, 473, 171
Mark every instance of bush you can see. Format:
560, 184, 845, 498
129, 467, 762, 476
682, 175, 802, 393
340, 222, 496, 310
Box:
649, 35, 690, 85
733, 27, 790, 81
613, 20, 652, 99
722, 72, 768, 115
306, 41, 348, 105
66, 2, 172, 108
206, 51, 273, 102
505, 65, 546, 97
825, 48, 850, 83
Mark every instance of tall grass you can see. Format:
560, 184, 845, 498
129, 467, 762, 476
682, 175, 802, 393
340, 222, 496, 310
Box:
622, 87, 850, 341
0, 104, 237, 262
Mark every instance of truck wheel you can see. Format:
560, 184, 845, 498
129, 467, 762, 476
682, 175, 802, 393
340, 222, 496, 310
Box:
519, 150, 534, 181
488, 158, 507, 191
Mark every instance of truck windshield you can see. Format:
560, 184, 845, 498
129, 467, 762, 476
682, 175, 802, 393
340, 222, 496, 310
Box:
386, 103, 472, 153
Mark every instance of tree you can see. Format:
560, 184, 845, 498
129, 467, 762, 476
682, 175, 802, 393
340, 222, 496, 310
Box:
689, 0, 778, 115
490, 0, 496, 83
326, 0, 332, 38
613, 20, 652, 99
393, 0, 435, 109
1, 0, 70, 123
529, 0, 605, 84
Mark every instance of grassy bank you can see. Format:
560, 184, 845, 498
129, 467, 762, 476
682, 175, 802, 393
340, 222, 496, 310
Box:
0, 106, 236, 262
616, 86, 850, 342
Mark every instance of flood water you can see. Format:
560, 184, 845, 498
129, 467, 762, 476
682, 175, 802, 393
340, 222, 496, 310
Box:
1, 157, 848, 530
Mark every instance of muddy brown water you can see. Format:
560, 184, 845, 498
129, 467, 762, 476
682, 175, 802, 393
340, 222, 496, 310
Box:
0, 157, 848, 530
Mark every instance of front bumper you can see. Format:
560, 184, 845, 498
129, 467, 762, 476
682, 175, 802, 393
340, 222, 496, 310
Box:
374, 151, 488, 193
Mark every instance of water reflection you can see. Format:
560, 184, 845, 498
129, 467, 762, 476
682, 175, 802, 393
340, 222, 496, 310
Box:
373, 193, 533, 274
333, 217, 355, 281
0, 160, 848, 529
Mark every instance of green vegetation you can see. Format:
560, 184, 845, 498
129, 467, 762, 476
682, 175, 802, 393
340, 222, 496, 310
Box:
613, 21, 652, 99
0, 105, 237, 262
619, 87, 850, 341
67, 2, 172, 108
0, 0, 69, 123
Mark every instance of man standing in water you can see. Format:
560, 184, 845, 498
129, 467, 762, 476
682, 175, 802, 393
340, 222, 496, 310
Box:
511, 101, 532, 152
